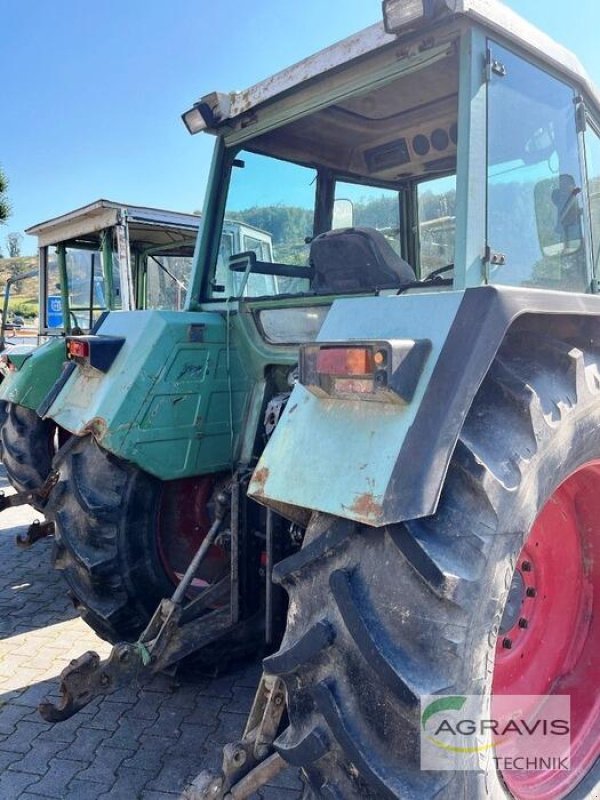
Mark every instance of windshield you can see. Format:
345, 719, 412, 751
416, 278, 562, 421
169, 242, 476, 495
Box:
67, 247, 108, 329
417, 174, 456, 278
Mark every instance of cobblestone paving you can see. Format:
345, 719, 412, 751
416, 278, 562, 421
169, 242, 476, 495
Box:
0, 467, 303, 799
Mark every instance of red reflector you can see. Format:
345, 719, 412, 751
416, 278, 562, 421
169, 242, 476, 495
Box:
68, 340, 90, 359
316, 347, 373, 376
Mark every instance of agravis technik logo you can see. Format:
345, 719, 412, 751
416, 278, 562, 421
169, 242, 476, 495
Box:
420, 694, 570, 772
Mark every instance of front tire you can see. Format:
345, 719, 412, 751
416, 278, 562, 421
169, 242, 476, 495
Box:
265, 329, 600, 799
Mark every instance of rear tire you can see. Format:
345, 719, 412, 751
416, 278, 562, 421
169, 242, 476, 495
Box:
0, 402, 55, 509
46, 436, 261, 674
265, 329, 600, 799
47, 436, 173, 641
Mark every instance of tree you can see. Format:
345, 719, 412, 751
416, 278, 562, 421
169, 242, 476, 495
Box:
6, 232, 22, 258
0, 167, 10, 224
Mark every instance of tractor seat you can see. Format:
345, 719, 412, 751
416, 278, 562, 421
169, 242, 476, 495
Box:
309, 226, 415, 293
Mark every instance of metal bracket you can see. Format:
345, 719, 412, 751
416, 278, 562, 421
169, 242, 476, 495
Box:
16, 519, 55, 549
575, 96, 587, 134
486, 48, 506, 82
484, 246, 506, 267
38, 645, 141, 722
182, 674, 287, 800
490, 59, 506, 77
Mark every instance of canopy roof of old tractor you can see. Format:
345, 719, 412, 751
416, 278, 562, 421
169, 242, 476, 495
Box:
184, 0, 600, 140
26, 199, 200, 252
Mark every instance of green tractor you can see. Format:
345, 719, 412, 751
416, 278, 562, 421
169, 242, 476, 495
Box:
0, 199, 200, 519
39, 1, 598, 797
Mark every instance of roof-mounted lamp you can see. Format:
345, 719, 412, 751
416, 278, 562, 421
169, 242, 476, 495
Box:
382, 0, 438, 33
181, 92, 232, 135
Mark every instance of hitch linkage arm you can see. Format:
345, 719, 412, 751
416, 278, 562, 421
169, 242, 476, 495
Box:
39, 489, 232, 722
182, 674, 287, 800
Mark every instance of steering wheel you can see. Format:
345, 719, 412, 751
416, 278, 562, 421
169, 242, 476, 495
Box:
426, 263, 454, 280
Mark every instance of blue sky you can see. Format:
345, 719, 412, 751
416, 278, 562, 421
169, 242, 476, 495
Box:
2, 0, 599, 254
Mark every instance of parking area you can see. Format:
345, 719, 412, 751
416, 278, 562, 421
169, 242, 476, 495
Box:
0, 466, 303, 800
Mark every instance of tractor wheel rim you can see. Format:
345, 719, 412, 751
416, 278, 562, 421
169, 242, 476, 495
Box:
492, 461, 600, 799
156, 476, 228, 593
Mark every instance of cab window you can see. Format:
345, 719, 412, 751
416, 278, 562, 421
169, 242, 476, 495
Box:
487, 42, 588, 292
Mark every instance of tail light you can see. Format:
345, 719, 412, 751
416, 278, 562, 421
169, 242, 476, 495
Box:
300, 339, 431, 404
66, 335, 125, 373
315, 346, 376, 376
67, 340, 90, 359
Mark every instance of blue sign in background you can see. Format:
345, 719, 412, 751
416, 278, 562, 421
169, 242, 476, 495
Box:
47, 295, 63, 328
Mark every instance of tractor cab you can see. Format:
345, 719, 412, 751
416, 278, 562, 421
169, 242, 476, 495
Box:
182, 0, 599, 323
26, 199, 202, 337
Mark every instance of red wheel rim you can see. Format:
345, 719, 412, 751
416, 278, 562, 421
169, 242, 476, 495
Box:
492, 461, 600, 799
156, 476, 228, 592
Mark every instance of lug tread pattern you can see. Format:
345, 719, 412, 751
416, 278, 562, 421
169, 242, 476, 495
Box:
311, 681, 423, 800
264, 620, 335, 676
45, 436, 161, 641
273, 519, 352, 587
275, 725, 330, 767
330, 569, 427, 704
385, 524, 459, 600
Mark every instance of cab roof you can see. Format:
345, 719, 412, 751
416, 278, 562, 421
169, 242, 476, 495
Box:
183, 0, 600, 134
26, 199, 200, 249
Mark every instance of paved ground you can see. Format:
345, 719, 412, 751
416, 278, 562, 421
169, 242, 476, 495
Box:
0, 466, 303, 799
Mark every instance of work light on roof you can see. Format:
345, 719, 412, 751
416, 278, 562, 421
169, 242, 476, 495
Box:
182, 93, 232, 135
181, 104, 207, 136
382, 0, 437, 33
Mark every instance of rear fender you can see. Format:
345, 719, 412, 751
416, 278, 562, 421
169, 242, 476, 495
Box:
0, 338, 66, 411
248, 285, 600, 526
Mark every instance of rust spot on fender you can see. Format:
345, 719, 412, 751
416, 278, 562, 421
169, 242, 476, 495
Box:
82, 416, 107, 440
252, 466, 270, 496
349, 492, 384, 523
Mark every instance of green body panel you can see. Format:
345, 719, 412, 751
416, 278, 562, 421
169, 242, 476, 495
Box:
248, 290, 464, 523
45, 309, 297, 479
0, 338, 66, 411
2, 345, 37, 371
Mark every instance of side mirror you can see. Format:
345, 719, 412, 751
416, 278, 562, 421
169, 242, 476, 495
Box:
534, 175, 583, 259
